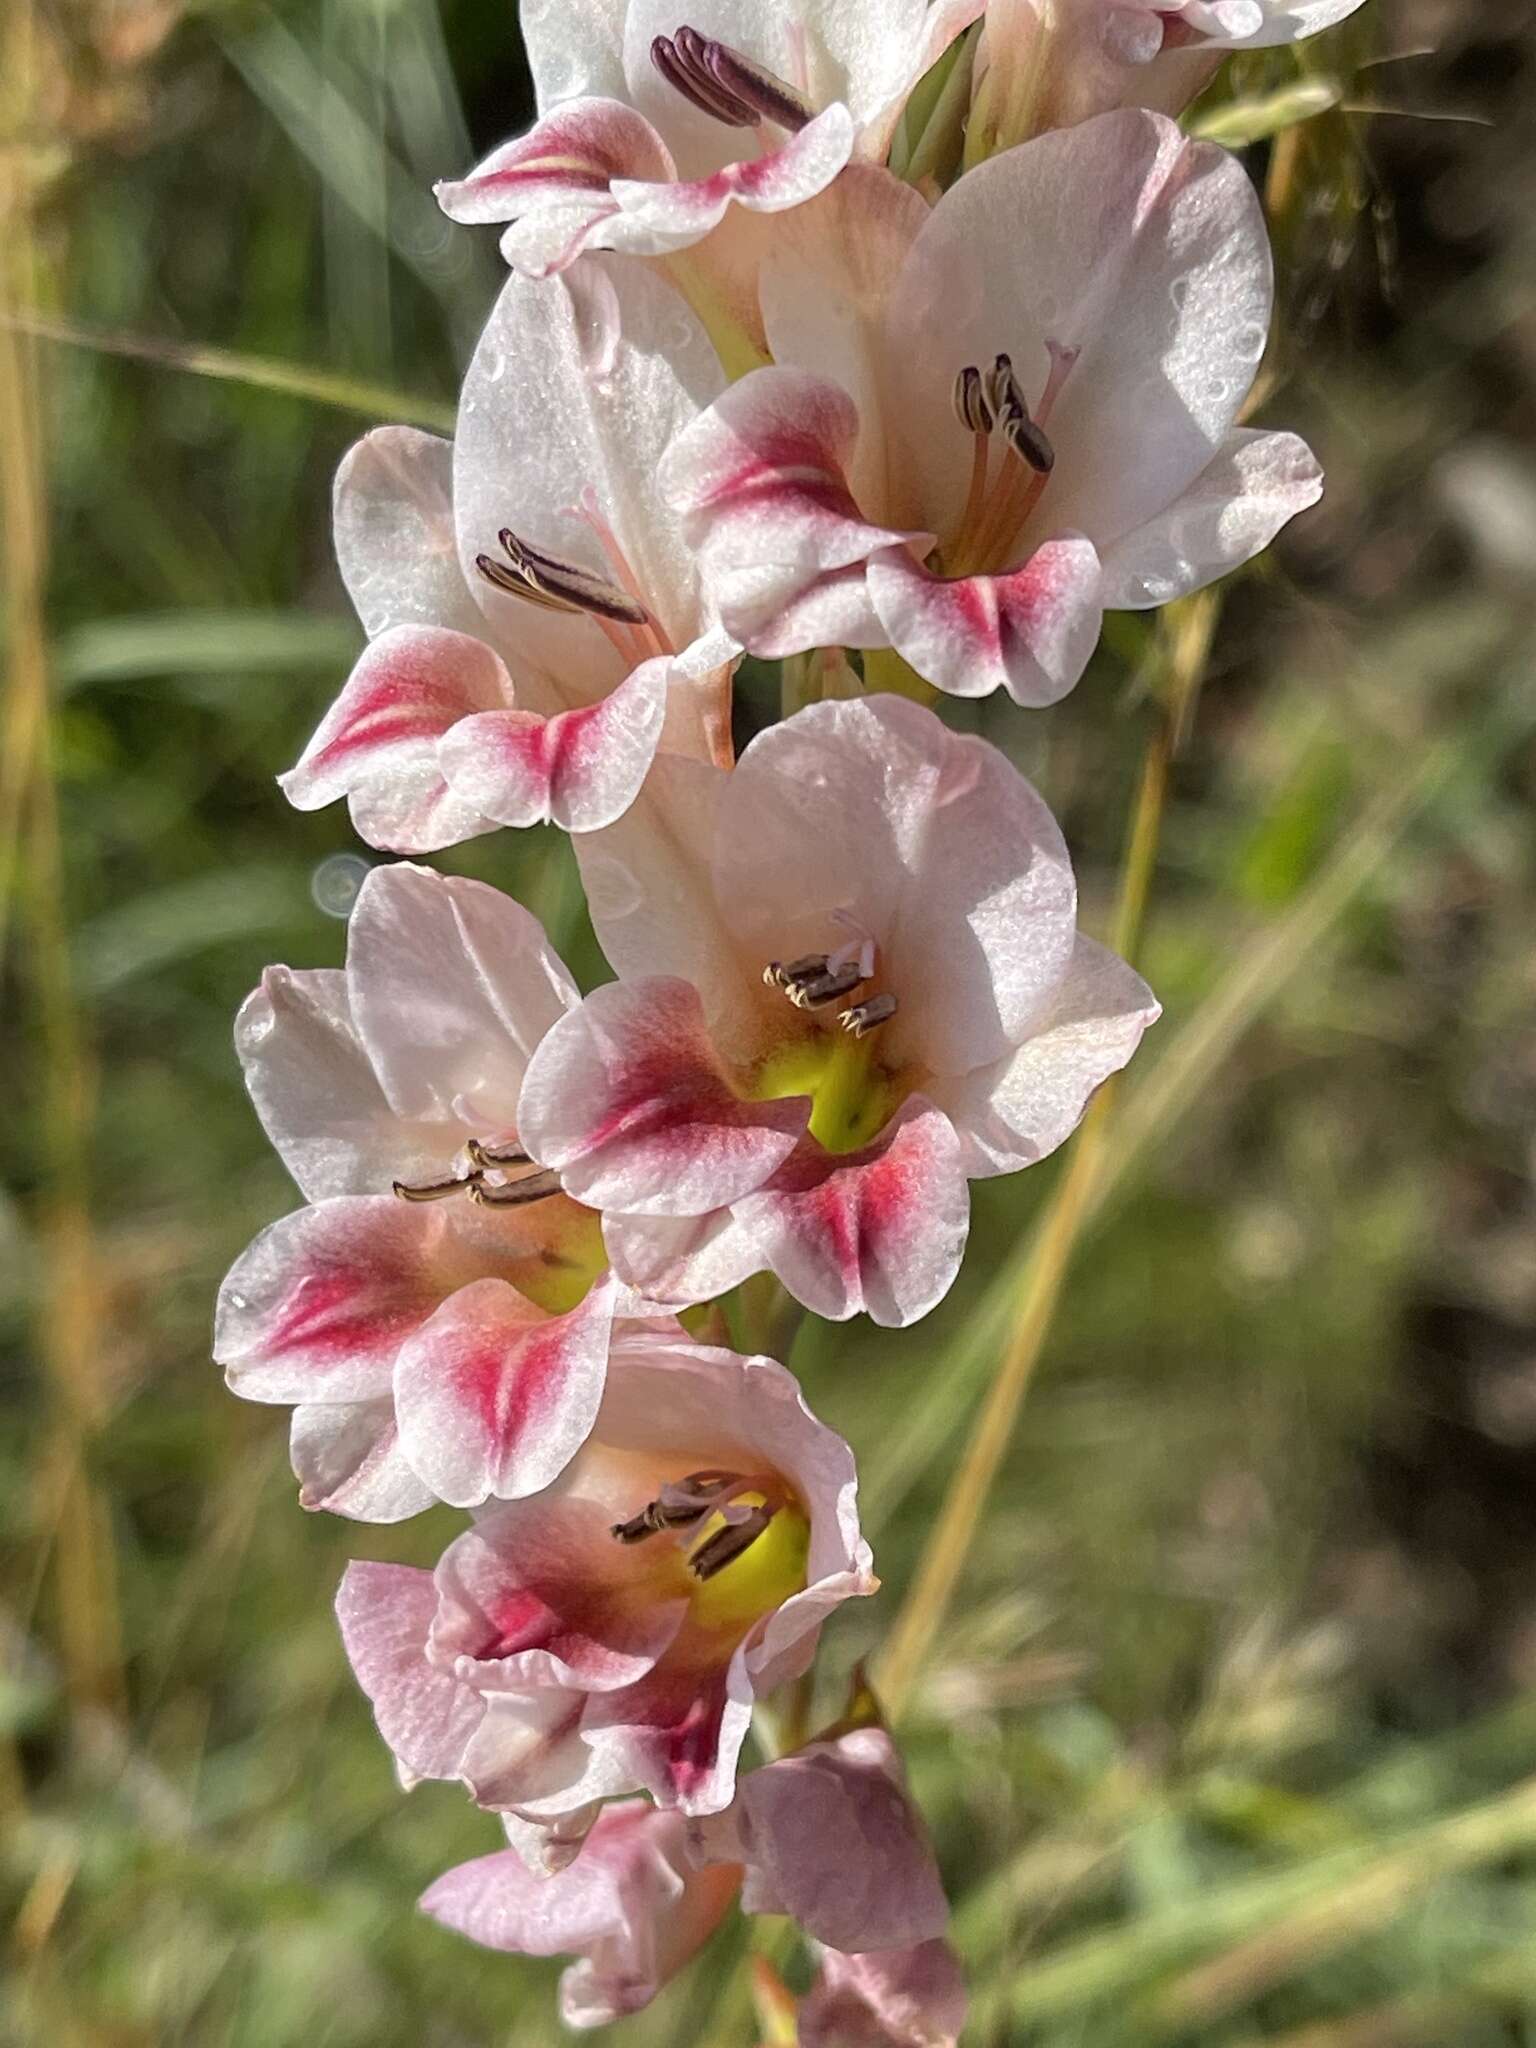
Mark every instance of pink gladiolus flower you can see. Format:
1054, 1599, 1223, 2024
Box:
800, 1941, 968, 2048
519, 694, 1158, 1327
215, 862, 620, 1521
419, 1727, 948, 2024
421, 1802, 741, 2028
434, 0, 980, 276
663, 110, 1323, 706
281, 258, 735, 852
336, 1330, 874, 1829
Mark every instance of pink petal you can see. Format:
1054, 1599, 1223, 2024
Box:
289, 1399, 437, 1523
435, 97, 673, 227
335, 1561, 484, 1783
279, 625, 508, 854
866, 537, 1104, 706
714, 1728, 949, 1954
420, 1804, 737, 2028
519, 978, 809, 1217
392, 1274, 617, 1508
603, 1207, 765, 1311
433, 1497, 687, 1695
215, 1196, 500, 1406
604, 104, 856, 254
438, 653, 669, 833
801, 1940, 968, 2048
661, 366, 926, 656
735, 1105, 971, 1329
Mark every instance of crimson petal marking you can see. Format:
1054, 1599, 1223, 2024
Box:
216, 1195, 507, 1406
866, 537, 1104, 706
393, 1275, 617, 1509
734, 1102, 971, 1329
519, 978, 809, 1219
662, 365, 926, 656
437, 655, 670, 833
435, 98, 675, 223
279, 623, 509, 853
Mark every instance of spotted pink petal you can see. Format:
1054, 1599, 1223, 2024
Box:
290, 1399, 437, 1524
866, 537, 1104, 705
392, 1274, 618, 1509
661, 366, 926, 657
732, 1103, 972, 1329
519, 977, 809, 1218
215, 1196, 504, 1406
279, 624, 508, 854
335, 1562, 485, 1784
437, 654, 670, 833
604, 103, 857, 255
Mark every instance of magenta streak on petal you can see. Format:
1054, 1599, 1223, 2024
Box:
268, 1267, 427, 1365
304, 666, 472, 776
492, 705, 603, 805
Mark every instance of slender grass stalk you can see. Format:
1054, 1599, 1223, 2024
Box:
1, 5, 125, 1741
0, 310, 456, 430
874, 596, 1218, 1720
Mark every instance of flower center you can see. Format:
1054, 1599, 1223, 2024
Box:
752, 926, 906, 1154
393, 1138, 563, 1211
476, 487, 672, 668
611, 1469, 810, 1633
650, 27, 814, 133
942, 342, 1080, 578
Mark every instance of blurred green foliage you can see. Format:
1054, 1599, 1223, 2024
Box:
5, 2, 1536, 2043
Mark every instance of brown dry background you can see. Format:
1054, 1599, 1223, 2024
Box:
4, 2, 1536, 2042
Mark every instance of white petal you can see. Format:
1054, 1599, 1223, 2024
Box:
715, 696, 1078, 1076
454, 257, 725, 675
1097, 427, 1323, 608
332, 427, 480, 639
880, 111, 1276, 553
345, 862, 578, 1128
521, 0, 629, 106
235, 965, 446, 1201
940, 934, 1160, 1177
